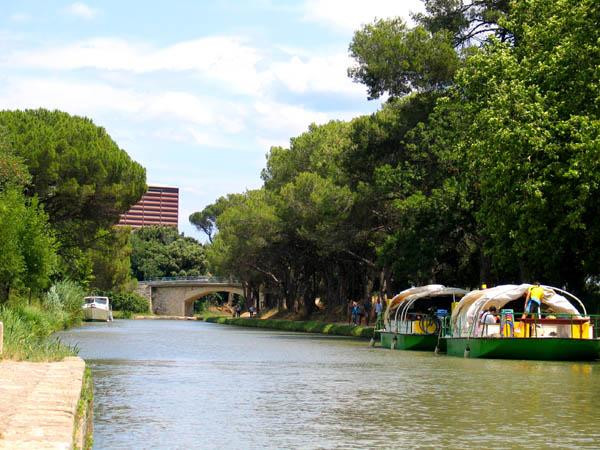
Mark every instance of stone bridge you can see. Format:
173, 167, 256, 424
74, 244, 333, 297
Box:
138, 277, 252, 316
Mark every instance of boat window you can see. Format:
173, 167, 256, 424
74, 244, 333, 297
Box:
84, 298, 95, 304
95, 298, 108, 305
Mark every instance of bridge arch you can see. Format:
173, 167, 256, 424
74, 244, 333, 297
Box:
182, 287, 244, 316
140, 278, 248, 316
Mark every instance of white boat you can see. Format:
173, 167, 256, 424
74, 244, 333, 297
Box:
82, 296, 113, 322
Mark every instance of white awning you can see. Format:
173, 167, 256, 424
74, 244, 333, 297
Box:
451, 284, 582, 336
384, 285, 468, 323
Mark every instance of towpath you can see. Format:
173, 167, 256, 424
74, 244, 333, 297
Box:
0, 357, 85, 449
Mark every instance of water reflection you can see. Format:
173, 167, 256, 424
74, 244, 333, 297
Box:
57, 320, 600, 449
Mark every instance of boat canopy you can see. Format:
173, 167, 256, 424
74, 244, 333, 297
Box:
451, 284, 582, 336
384, 285, 468, 324
84, 296, 109, 305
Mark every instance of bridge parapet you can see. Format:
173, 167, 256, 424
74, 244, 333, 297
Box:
140, 276, 241, 284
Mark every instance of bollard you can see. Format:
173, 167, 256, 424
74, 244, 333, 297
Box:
0, 321, 3, 356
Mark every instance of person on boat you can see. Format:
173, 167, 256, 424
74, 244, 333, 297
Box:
363, 298, 372, 326
478, 306, 498, 336
522, 282, 543, 320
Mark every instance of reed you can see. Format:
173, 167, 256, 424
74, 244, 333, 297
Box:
0, 282, 84, 361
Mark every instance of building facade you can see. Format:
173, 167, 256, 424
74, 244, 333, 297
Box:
118, 185, 179, 228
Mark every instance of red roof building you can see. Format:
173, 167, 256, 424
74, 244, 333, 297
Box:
118, 185, 179, 229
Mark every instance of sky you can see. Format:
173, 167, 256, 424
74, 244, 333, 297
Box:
1, 0, 423, 240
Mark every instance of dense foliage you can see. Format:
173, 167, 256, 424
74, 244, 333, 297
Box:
0, 144, 58, 301
92, 290, 150, 313
0, 280, 85, 360
130, 226, 207, 280
194, 0, 600, 314
88, 227, 135, 292
0, 109, 146, 280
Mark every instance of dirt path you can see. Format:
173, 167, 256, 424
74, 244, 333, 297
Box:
0, 357, 85, 449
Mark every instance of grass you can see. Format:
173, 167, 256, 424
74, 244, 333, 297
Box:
195, 309, 230, 320
111, 310, 133, 319
73, 366, 94, 450
204, 316, 379, 339
1, 289, 83, 361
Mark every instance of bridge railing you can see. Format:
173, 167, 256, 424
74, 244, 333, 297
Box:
143, 276, 241, 284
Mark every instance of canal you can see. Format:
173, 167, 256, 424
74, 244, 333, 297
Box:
58, 320, 600, 449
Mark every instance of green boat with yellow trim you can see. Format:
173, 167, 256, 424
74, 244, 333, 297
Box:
379, 285, 468, 352
445, 284, 600, 361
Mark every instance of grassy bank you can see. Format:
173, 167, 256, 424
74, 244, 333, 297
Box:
0, 303, 79, 361
204, 316, 378, 339
1, 281, 84, 361
73, 366, 94, 450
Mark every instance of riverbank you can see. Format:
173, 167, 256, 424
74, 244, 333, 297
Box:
0, 298, 93, 448
0, 302, 80, 361
204, 316, 378, 338
0, 356, 92, 449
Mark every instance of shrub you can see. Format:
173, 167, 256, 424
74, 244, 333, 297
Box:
46, 280, 87, 315
0, 304, 77, 361
93, 290, 149, 313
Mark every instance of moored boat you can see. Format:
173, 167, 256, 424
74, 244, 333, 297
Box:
82, 296, 113, 322
380, 285, 468, 352
445, 284, 600, 361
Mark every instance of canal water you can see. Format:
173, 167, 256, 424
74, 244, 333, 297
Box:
58, 320, 600, 449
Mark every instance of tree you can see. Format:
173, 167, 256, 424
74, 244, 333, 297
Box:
262, 121, 350, 190
423, 0, 600, 291
89, 227, 135, 292
0, 109, 146, 276
0, 189, 57, 301
348, 19, 459, 99
414, 0, 511, 47
189, 194, 244, 243
130, 226, 207, 280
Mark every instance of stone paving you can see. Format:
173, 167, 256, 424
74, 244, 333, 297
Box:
0, 357, 85, 450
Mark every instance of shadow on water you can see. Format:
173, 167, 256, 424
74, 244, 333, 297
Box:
57, 320, 600, 449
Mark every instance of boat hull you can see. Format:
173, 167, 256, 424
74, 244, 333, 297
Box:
83, 308, 111, 322
446, 337, 600, 361
380, 331, 445, 352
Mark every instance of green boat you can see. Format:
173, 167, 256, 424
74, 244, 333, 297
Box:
379, 285, 467, 352
380, 332, 446, 352
445, 284, 600, 361
446, 337, 600, 360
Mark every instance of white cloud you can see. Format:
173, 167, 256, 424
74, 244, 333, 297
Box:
6, 37, 265, 95
0, 78, 142, 115
65, 2, 99, 20
253, 100, 331, 141
271, 52, 362, 95
4, 33, 376, 99
0, 77, 249, 136
303, 0, 423, 32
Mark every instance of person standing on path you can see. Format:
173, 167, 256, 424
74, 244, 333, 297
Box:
363, 298, 372, 326
374, 298, 384, 329
351, 301, 361, 325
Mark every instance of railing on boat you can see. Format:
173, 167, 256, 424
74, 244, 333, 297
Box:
390, 312, 443, 335
450, 312, 600, 339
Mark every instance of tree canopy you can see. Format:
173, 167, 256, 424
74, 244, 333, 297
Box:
192, 0, 600, 314
131, 226, 207, 280
0, 109, 146, 257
